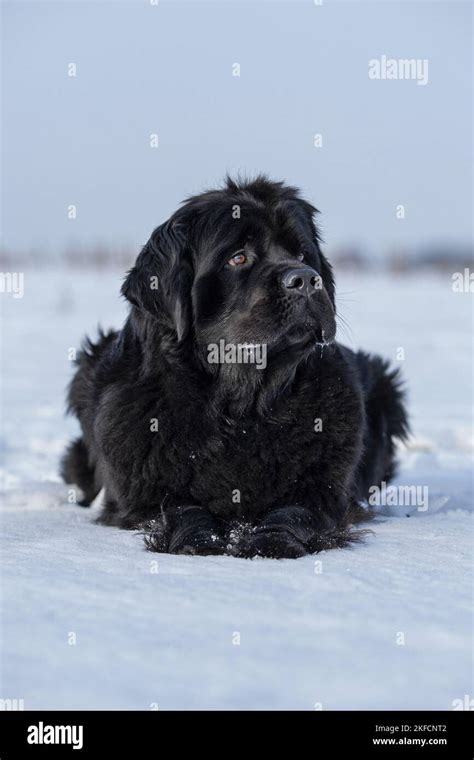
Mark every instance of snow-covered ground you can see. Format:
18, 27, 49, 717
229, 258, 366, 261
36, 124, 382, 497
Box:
1, 269, 472, 710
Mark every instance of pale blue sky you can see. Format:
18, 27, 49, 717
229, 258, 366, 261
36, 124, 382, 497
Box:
2, 0, 472, 256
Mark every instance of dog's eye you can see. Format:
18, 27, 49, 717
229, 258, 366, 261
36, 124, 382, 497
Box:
228, 251, 247, 267
297, 252, 305, 262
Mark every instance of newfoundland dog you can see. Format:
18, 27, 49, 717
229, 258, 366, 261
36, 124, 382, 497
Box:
62, 176, 408, 559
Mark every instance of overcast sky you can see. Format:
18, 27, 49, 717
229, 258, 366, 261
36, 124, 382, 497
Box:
2, 0, 472, 257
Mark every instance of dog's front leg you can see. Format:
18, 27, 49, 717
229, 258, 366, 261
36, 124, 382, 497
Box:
234, 501, 354, 559
143, 505, 227, 556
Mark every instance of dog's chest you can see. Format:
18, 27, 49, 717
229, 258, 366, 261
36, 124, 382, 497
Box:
125, 354, 361, 519
190, 419, 309, 518
184, 385, 344, 519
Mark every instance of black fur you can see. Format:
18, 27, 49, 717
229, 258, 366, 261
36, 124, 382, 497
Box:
61, 176, 409, 559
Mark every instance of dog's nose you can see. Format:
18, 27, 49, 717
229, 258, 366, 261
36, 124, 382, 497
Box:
281, 267, 320, 296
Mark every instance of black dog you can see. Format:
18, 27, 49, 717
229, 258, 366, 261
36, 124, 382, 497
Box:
62, 176, 408, 558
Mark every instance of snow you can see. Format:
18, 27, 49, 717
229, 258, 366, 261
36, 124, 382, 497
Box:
1, 270, 472, 710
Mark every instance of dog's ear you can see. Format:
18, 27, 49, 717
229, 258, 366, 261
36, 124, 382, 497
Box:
296, 198, 336, 310
121, 220, 193, 342
317, 250, 335, 309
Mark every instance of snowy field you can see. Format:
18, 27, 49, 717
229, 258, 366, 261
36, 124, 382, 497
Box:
1, 269, 472, 710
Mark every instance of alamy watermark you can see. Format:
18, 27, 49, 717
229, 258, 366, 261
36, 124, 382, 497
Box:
207, 340, 267, 370
452, 694, 474, 710
369, 55, 429, 86
27, 722, 83, 750
0, 698, 24, 710
452, 268, 474, 293
368, 481, 429, 512
0, 272, 24, 298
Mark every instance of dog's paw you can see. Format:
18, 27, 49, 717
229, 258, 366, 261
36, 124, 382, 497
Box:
170, 528, 227, 556
140, 517, 170, 553
232, 505, 321, 558
141, 506, 227, 556
234, 528, 308, 559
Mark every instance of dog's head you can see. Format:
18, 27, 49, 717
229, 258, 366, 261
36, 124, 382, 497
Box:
122, 176, 336, 370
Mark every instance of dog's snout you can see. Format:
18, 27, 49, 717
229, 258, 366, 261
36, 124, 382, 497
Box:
281, 267, 319, 296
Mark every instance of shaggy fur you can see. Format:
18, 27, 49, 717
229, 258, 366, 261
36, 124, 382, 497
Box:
62, 176, 409, 558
